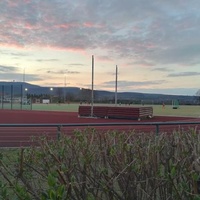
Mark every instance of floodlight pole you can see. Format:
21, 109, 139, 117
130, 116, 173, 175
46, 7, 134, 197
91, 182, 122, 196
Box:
91, 55, 94, 117
22, 67, 25, 100
20, 84, 23, 110
115, 65, 118, 106
64, 76, 66, 103
23, 67, 25, 83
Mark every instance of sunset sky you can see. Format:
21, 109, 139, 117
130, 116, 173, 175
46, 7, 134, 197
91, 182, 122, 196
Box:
0, 0, 200, 95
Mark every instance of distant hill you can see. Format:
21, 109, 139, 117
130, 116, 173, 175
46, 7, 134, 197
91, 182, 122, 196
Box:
0, 82, 80, 95
95, 90, 195, 104
0, 81, 196, 104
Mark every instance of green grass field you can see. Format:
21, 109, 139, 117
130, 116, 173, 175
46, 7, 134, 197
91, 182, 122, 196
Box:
152, 104, 200, 117
32, 103, 200, 117
1, 103, 200, 117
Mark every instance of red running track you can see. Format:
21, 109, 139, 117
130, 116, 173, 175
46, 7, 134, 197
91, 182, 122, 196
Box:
0, 110, 199, 147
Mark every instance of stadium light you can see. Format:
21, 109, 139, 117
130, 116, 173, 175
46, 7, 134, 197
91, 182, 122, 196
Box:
50, 88, 53, 103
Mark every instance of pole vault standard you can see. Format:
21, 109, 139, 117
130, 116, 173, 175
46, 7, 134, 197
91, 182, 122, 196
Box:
64, 76, 66, 103
91, 55, 94, 117
23, 67, 25, 83
115, 65, 118, 106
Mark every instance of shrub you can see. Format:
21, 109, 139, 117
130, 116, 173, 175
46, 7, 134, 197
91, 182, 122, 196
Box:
1, 128, 200, 199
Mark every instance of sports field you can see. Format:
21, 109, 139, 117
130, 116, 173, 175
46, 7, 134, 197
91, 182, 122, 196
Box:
0, 103, 199, 147
30, 103, 200, 117
1, 102, 200, 117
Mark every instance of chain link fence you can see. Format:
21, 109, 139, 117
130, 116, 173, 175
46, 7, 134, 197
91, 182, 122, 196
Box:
0, 84, 32, 110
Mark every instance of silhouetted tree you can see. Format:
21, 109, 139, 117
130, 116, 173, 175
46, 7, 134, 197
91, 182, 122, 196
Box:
56, 88, 63, 103
195, 90, 200, 105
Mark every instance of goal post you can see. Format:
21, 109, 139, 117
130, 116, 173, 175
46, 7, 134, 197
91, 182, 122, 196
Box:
172, 99, 179, 109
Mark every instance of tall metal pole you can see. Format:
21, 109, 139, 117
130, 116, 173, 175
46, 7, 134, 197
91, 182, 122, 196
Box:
23, 67, 25, 82
115, 65, 118, 106
20, 84, 23, 110
22, 67, 25, 101
64, 76, 66, 103
91, 55, 94, 117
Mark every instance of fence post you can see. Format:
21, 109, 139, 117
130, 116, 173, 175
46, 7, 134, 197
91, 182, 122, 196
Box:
156, 124, 159, 136
1, 85, 4, 109
30, 97, 32, 110
11, 85, 13, 110
20, 84, 23, 110
57, 125, 61, 140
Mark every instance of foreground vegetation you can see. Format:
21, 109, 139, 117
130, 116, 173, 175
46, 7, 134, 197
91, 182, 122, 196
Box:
1, 128, 200, 199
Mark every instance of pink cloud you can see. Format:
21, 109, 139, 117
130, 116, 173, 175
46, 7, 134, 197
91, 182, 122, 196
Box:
132, 25, 142, 32
0, 42, 25, 49
7, 1, 18, 7
83, 22, 93, 27
37, 44, 86, 53
23, 0, 31, 3
96, 55, 113, 62
23, 22, 40, 30
150, 20, 161, 30
145, 42, 157, 49
54, 23, 78, 30
83, 22, 104, 28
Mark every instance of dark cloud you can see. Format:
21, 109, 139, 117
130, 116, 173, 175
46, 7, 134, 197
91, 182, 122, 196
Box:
22, 74, 44, 81
0, 65, 46, 82
0, 65, 18, 72
168, 71, 200, 77
0, 0, 200, 67
0, 0, 200, 95
47, 69, 79, 74
132, 88, 198, 96
152, 67, 173, 72
10, 53, 29, 57
103, 80, 167, 88
0, 73, 43, 82
36, 59, 59, 62
68, 63, 85, 66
